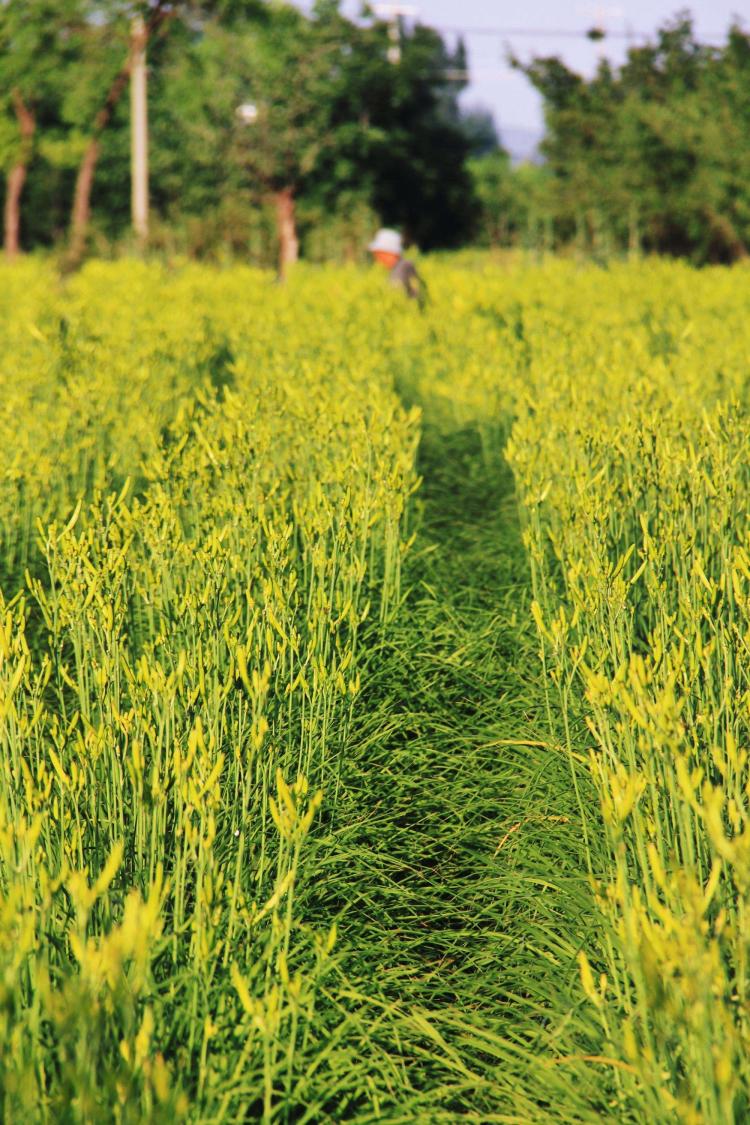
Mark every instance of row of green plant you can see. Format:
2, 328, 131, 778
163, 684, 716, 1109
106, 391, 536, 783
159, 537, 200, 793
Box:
502, 260, 750, 1120
0, 259, 421, 1119
3, 255, 750, 1120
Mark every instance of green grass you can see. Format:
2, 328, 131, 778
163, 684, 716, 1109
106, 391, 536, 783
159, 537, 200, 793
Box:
290, 419, 618, 1121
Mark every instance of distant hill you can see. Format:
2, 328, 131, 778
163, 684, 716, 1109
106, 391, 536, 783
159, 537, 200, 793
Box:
500, 125, 543, 165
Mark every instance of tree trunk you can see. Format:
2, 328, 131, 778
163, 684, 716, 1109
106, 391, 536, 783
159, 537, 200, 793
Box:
4, 90, 35, 259
704, 206, 747, 263
275, 187, 299, 280
68, 138, 100, 266
628, 201, 640, 260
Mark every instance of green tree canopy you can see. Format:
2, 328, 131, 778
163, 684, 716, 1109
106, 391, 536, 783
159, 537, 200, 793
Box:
2, 0, 481, 262
513, 15, 750, 261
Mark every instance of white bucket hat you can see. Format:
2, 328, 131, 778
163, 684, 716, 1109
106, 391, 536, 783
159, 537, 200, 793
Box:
368, 228, 403, 255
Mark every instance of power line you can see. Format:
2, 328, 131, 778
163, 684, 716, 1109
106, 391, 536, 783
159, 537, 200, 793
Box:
438, 26, 630, 39
355, 13, 737, 81
428, 23, 729, 44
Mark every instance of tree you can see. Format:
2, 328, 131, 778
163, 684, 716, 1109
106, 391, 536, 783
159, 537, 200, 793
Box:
158, 2, 364, 276
64, 1, 177, 267
459, 105, 501, 158
164, 1, 477, 272
349, 19, 476, 248
0, 0, 85, 257
4, 0, 482, 261
468, 150, 515, 246
513, 15, 750, 262
469, 151, 554, 250
2, 90, 35, 258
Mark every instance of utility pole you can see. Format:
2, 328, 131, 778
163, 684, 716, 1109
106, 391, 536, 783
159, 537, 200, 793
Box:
374, 4, 418, 64
130, 15, 148, 248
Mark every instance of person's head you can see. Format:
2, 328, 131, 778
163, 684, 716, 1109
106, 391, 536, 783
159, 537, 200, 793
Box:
368, 228, 403, 269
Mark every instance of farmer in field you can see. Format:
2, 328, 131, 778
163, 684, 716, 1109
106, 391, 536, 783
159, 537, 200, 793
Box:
369, 228, 426, 307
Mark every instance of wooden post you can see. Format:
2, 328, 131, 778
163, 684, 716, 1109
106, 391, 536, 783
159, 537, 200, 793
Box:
131, 14, 149, 248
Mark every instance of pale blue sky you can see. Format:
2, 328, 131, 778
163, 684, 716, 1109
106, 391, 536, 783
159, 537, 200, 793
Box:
341, 2, 748, 147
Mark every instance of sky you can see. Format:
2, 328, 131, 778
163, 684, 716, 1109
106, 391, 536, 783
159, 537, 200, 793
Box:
359, 1, 748, 156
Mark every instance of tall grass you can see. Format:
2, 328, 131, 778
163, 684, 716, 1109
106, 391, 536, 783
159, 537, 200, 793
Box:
0, 259, 419, 1119
504, 263, 750, 1122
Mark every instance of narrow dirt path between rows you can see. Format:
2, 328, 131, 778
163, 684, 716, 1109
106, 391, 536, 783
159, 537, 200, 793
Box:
306, 421, 609, 1122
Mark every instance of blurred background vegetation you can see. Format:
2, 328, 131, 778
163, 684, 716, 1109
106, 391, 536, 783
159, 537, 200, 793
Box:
2, 2, 750, 266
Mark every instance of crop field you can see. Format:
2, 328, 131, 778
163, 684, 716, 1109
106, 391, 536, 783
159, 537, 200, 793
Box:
1, 256, 750, 1122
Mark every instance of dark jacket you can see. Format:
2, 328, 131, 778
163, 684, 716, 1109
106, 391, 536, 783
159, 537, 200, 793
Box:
389, 258, 426, 307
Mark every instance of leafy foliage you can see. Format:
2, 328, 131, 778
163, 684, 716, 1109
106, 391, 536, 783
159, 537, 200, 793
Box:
514, 15, 750, 261
2, 0, 478, 255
